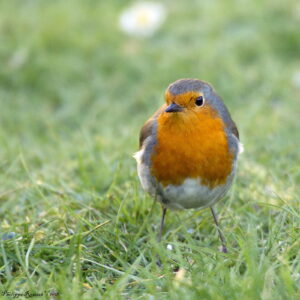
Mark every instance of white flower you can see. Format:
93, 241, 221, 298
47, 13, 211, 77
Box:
119, 2, 166, 37
167, 244, 173, 251
292, 70, 300, 88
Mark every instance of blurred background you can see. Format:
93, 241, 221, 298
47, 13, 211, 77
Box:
0, 0, 300, 296
0, 0, 300, 220
0, 0, 299, 195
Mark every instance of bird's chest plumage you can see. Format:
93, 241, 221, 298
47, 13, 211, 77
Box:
150, 112, 234, 188
135, 109, 238, 210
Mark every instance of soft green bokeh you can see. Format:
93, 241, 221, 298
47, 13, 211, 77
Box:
0, 0, 299, 299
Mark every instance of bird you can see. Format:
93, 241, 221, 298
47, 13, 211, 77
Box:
134, 78, 242, 253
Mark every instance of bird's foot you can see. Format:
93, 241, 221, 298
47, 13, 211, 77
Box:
219, 245, 228, 253
156, 257, 162, 267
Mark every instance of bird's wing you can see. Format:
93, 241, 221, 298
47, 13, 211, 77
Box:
227, 118, 244, 154
230, 120, 239, 140
139, 105, 166, 149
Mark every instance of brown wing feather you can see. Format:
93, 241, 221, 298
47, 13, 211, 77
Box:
230, 120, 239, 140
139, 105, 166, 149
139, 118, 155, 148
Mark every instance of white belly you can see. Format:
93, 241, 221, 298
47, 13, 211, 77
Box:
158, 177, 234, 210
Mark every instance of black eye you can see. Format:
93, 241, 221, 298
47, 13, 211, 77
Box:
195, 96, 204, 106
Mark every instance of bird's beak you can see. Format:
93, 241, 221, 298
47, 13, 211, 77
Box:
165, 103, 184, 113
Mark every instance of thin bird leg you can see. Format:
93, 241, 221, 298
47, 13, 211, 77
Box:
157, 207, 167, 243
156, 206, 167, 267
210, 207, 228, 253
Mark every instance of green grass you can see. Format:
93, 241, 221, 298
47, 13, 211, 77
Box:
0, 0, 300, 299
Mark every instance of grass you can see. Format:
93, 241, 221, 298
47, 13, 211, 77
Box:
0, 0, 299, 299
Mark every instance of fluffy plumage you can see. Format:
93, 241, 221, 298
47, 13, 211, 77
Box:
135, 78, 241, 210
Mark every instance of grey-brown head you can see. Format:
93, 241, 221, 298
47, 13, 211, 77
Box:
164, 79, 237, 135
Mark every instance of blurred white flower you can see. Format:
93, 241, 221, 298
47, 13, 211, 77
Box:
292, 70, 300, 88
119, 2, 166, 37
167, 244, 173, 251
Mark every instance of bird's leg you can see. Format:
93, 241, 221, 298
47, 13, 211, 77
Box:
210, 207, 228, 253
157, 206, 167, 243
156, 206, 167, 267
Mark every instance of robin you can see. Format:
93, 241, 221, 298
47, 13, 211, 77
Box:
134, 78, 242, 252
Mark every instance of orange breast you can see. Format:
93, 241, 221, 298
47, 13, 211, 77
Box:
150, 106, 233, 187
